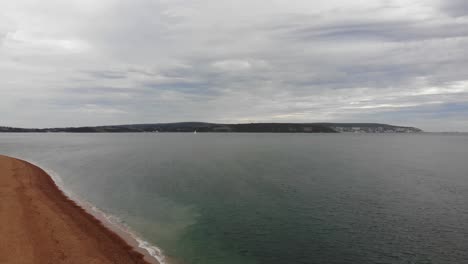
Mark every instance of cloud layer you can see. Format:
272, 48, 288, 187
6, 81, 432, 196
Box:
1, 0, 467, 131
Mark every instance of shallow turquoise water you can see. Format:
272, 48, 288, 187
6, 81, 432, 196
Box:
1, 133, 468, 263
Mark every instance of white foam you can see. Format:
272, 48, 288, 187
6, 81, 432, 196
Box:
135, 236, 167, 263
88, 205, 167, 264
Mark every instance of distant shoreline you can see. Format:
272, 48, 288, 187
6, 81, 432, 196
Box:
0, 122, 423, 133
0, 155, 161, 264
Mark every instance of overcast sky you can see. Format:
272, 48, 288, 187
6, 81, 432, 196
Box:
1, 0, 467, 131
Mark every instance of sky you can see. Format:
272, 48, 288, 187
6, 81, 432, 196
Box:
1, 0, 467, 131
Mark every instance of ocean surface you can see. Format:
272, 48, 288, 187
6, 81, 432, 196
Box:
1, 133, 468, 264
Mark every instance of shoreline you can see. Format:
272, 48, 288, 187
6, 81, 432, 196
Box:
0, 154, 163, 264
31, 160, 166, 264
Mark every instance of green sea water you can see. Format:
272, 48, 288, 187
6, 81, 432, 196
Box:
1, 133, 468, 263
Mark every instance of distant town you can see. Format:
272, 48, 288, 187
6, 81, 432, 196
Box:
329, 124, 422, 133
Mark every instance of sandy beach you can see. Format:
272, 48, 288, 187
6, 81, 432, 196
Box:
0, 155, 155, 264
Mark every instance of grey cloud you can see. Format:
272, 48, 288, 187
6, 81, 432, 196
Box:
84, 70, 128, 79
141, 81, 220, 96
67, 86, 140, 95
440, 0, 468, 17
285, 19, 468, 42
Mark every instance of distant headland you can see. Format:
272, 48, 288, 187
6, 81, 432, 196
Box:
0, 122, 422, 133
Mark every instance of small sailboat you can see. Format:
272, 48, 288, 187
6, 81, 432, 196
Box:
193, 130, 197, 134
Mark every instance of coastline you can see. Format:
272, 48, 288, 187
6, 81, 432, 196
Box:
0, 154, 163, 264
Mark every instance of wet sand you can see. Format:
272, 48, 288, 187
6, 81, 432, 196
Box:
0, 155, 156, 264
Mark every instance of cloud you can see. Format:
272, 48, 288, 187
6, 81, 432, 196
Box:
439, 0, 468, 17
284, 19, 468, 42
84, 70, 128, 79
0, 0, 467, 131
211, 60, 252, 71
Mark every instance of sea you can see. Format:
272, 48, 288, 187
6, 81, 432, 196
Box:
1, 133, 468, 264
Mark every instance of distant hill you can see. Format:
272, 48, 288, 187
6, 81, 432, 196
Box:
0, 122, 422, 133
